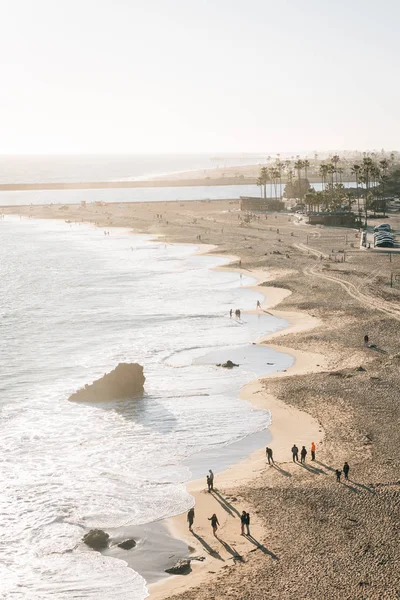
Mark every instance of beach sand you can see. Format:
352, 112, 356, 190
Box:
3, 200, 400, 599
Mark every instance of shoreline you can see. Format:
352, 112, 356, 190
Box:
4, 200, 399, 600
3, 211, 326, 598
148, 263, 326, 600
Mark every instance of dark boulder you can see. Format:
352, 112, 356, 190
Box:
117, 539, 136, 550
83, 529, 110, 550
165, 559, 192, 575
216, 360, 239, 369
69, 363, 145, 402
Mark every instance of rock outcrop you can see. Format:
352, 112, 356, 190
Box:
216, 360, 239, 368
165, 559, 192, 575
117, 539, 136, 550
69, 363, 145, 402
83, 529, 110, 550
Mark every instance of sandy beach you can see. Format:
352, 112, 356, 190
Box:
3, 199, 399, 599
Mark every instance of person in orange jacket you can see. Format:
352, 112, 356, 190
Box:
311, 441, 316, 461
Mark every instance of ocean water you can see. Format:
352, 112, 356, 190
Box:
0, 182, 357, 207
0, 154, 265, 185
0, 216, 293, 599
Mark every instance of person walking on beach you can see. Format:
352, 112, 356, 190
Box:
209, 469, 214, 491
187, 508, 195, 531
300, 446, 307, 464
206, 475, 211, 492
245, 512, 251, 536
364, 334, 369, 347
240, 510, 246, 535
336, 469, 342, 483
311, 441, 316, 461
256, 300, 261, 309
208, 513, 220, 537
343, 462, 350, 481
291, 444, 299, 462
266, 447, 274, 464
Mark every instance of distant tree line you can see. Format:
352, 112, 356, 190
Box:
257, 153, 399, 223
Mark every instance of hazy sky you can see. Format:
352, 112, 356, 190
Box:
1, 0, 398, 154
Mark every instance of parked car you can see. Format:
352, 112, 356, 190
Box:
374, 224, 391, 232
375, 239, 394, 247
374, 232, 394, 239
375, 236, 394, 243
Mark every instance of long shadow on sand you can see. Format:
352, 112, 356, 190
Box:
191, 531, 223, 561
341, 481, 362, 494
298, 461, 326, 475
271, 463, 291, 477
210, 490, 241, 517
314, 460, 336, 473
348, 479, 376, 494
245, 534, 279, 560
216, 536, 244, 563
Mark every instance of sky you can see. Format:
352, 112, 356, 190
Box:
1, 0, 399, 154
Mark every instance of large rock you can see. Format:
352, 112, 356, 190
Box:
69, 363, 145, 402
165, 559, 192, 575
83, 529, 110, 550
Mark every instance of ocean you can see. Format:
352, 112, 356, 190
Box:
0, 215, 293, 599
0, 153, 355, 206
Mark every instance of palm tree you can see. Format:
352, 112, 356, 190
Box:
327, 163, 335, 186
337, 167, 344, 183
319, 163, 329, 191
304, 190, 316, 214
258, 166, 269, 199
360, 157, 374, 225
351, 164, 361, 223
294, 159, 304, 201
270, 167, 280, 200
303, 159, 310, 184
256, 176, 264, 198
378, 159, 389, 217
331, 155, 340, 184
275, 160, 284, 199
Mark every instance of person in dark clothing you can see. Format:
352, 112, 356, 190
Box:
343, 462, 350, 481
336, 469, 342, 483
206, 475, 211, 492
240, 510, 246, 535
364, 334, 369, 347
291, 444, 299, 462
266, 447, 274, 464
208, 513, 219, 536
245, 512, 250, 535
300, 446, 307, 463
209, 469, 214, 491
187, 508, 195, 531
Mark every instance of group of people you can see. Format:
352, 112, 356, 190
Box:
187, 469, 251, 539
291, 444, 310, 463
229, 308, 241, 319
289, 442, 350, 482
187, 444, 352, 545
336, 462, 350, 482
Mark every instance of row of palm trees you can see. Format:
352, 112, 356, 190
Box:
257, 155, 392, 220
